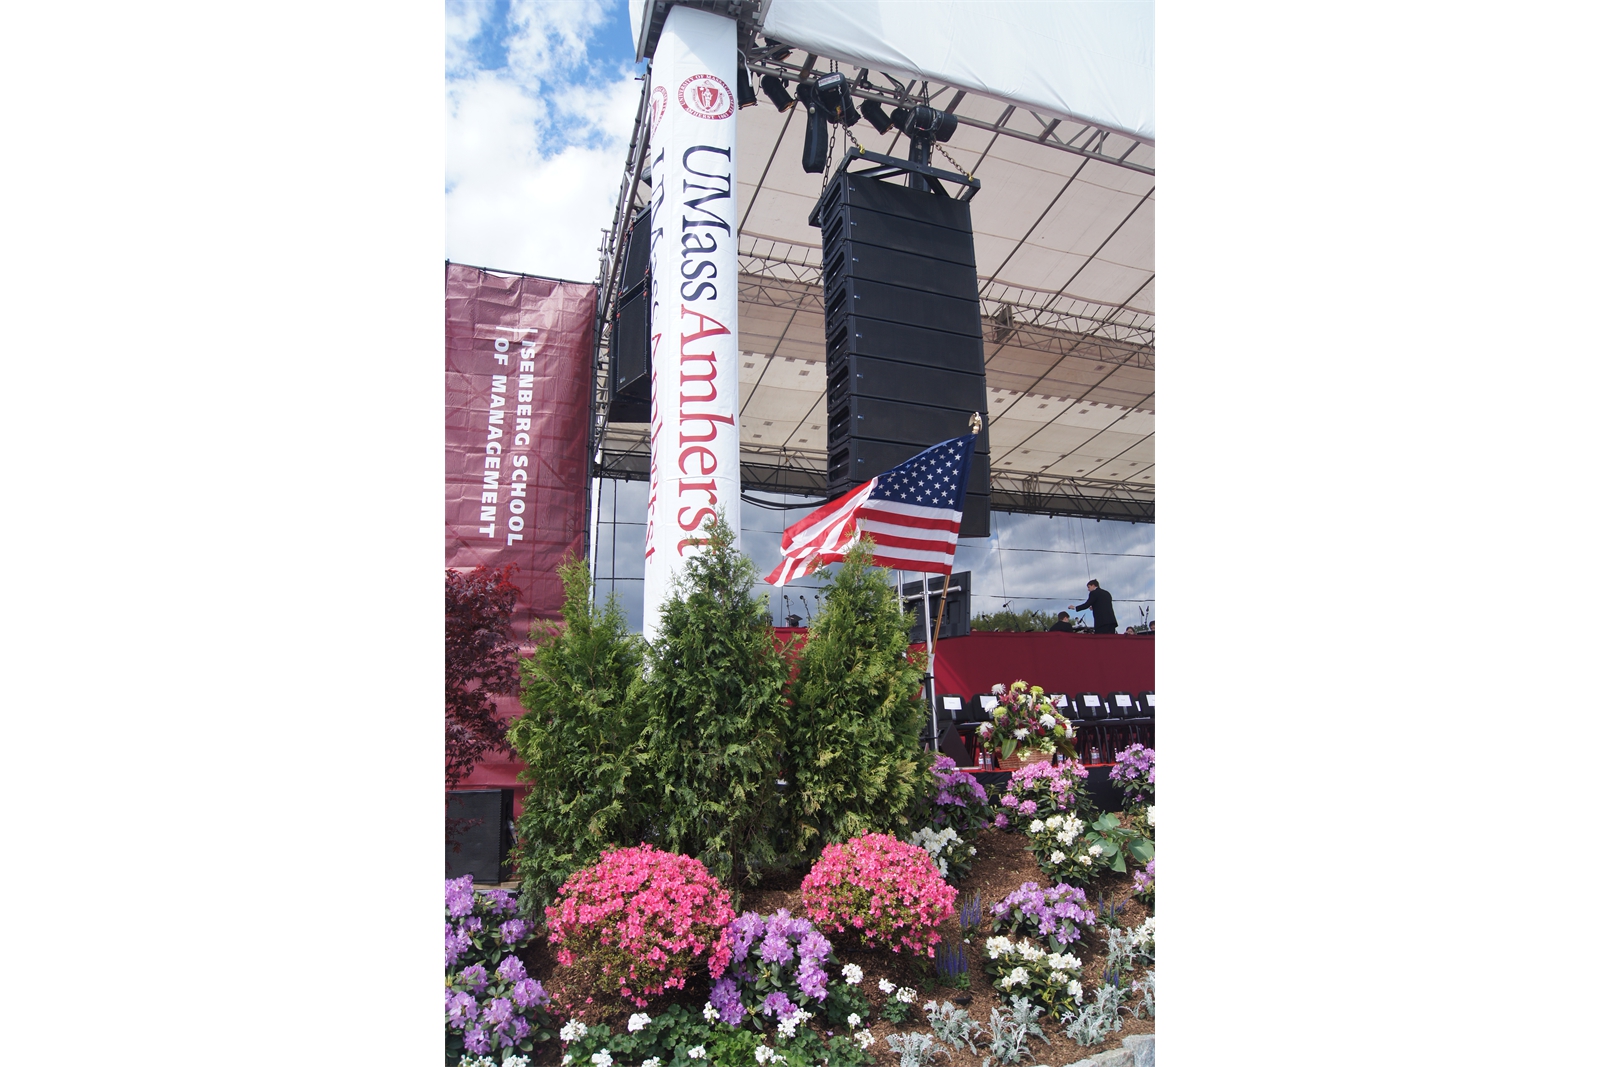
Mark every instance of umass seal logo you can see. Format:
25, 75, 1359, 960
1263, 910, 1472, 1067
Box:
649, 84, 668, 135
677, 73, 734, 120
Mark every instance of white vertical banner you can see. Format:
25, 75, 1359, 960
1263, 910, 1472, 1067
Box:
642, 6, 740, 641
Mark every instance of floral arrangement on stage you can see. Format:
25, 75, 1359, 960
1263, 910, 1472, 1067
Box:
974, 680, 1075, 762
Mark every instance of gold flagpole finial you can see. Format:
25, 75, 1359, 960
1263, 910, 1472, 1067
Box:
969, 411, 983, 434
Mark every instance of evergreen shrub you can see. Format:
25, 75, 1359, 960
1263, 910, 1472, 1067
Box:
638, 513, 790, 889
783, 537, 931, 856
509, 559, 649, 916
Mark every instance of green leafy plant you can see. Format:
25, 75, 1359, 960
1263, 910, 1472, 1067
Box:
638, 512, 791, 890
1082, 812, 1155, 875
508, 558, 649, 916
980, 935, 1085, 1018
783, 537, 932, 857
969, 609, 1055, 632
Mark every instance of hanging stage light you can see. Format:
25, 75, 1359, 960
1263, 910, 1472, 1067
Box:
760, 74, 795, 112
860, 99, 894, 135
737, 62, 758, 109
813, 71, 859, 127
796, 79, 828, 173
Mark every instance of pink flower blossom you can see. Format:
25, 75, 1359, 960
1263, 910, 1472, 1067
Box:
800, 834, 956, 958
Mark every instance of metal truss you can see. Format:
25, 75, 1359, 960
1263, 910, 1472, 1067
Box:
742, 53, 1153, 177
736, 257, 1154, 376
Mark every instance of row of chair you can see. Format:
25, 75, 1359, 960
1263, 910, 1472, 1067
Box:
952, 691, 1155, 723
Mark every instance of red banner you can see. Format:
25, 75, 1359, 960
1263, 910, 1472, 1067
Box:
446, 263, 595, 637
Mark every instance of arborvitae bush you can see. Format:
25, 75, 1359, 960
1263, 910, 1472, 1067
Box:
508, 558, 648, 916
638, 513, 790, 890
784, 537, 932, 856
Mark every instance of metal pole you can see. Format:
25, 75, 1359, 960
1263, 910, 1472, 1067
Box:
921, 573, 937, 747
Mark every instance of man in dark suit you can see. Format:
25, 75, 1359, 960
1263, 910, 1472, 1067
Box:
1073, 579, 1118, 634
1047, 610, 1075, 633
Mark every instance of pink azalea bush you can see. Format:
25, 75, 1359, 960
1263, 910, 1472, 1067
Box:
544, 844, 735, 1007
800, 832, 957, 957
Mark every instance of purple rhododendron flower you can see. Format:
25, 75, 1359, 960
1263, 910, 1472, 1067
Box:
482, 889, 516, 914
445, 876, 476, 918
497, 956, 527, 983
463, 1027, 490, 1054
499, 918, 528, 945
710, 976, 746, 1026
796, 931, 832, 962
759, 928, 795, 965
501, 1014, 530, 1044
794, 958, 828, 1000
1017, 799, 1038, 815
727, 912, 764, 963
482, 997, 513, 1027
460, 964, 489, 993
446, 991, 478, 1028
994, 812, 1009, 828
762, 991, 795, 1018
512, 978, 548, 1009
446, 923, 472, 968
461, 915, 483, 934
1000, 793, 1019, 808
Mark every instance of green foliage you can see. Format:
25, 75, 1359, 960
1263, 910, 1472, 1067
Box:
783, 537, 933, 857
508, 558, 648, 916
970, 608, 1054, 633
1083, 812, 1155, 875
638, 513, 791, 889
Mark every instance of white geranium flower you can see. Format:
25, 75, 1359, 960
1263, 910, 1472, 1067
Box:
591, 1053, 613, 1067
627, 1013, 651, 1033
688, 1047, 706, 1060
847, 1012, 862, 1029
879, 978, 896, 994
642, 1060, 662, 1067
559, 1020, 588, 1042
896, 987, 915, 1004
702, 1001, 719, 1023
842, 963, 864, 985
855, 1030, 877, 1050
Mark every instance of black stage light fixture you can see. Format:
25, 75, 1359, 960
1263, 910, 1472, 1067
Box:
737, 63, 758, 109
796, 79, 829, 173
890, 104, 960, 175
760, 74, 795, 112
813, 71, 859, 127
860, 98, 894, 135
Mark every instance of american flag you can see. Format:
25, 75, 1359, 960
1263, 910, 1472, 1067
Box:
765, 434, 977, 586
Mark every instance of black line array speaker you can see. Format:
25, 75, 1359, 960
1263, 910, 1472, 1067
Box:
815, 171, 990, 537
608, 209, 652, 424
445, 788, 514, 884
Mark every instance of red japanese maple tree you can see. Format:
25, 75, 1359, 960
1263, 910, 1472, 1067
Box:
445, 564, 521, 787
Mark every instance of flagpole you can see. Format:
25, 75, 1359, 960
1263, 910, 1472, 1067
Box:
922, 572, 937, 749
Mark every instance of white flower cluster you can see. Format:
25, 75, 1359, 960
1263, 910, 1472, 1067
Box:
998, 965, 1030, 990
907, 825, 967, 877
1146, 804, 1156, 827
503, 1058, 531, 1067
1042, 812, 1085, 846
1013, 727, 1030, 740
702, 1001, 720, 1023
879, 977, 896, 994
1049, 849, 1066, 864
627, 1013, 652, 1033
687, 1046, 707, 1060
642, 1060, 662, 1067
1067, 979, 1084, 1001
559, 1020, 589, 1042
841, 963, 863, 985
754, 1045, 787, 1065
1087, 843, 1104, 858
985, 935, 1017, 960
1136, 915, 1156, 951
854, 1029, 877, 1050
591, 1052, 613, 1067
776, 1008, 813, 1040
896, 986, 916, 1004
847, 1012, 862, 1029
1046, 951, 1082, 972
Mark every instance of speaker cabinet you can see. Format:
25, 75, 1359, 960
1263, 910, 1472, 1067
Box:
607, 210, 652, 423
445, 789, 514, 884
815, 171, 989, 537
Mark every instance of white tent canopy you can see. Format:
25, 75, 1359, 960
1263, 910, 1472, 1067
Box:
606, 1, 1154, 521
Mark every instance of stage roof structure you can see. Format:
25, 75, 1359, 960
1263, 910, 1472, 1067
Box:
596, 1, 1155, 522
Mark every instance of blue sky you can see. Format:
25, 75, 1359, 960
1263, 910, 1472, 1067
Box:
446, 0, 1156, 631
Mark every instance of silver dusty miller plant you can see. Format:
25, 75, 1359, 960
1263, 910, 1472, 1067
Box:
1133, 969, 1156, 1019
982, 995, 1048, 1067
885, 1030, 950, 1067
1059, 979, 1128, 1047
924, 1000, 987, 1054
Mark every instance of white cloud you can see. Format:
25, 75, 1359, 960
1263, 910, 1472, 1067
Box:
445, 0, 638, 280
